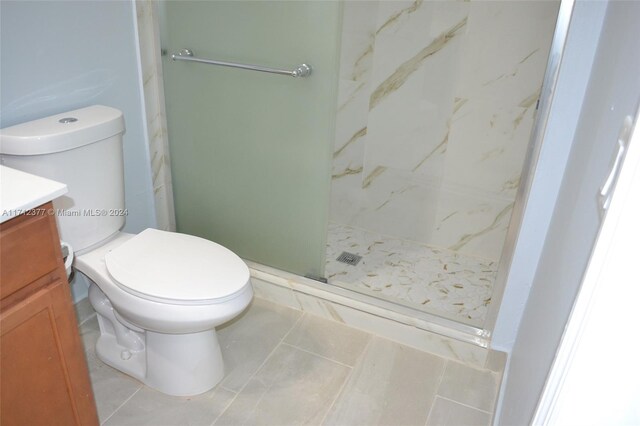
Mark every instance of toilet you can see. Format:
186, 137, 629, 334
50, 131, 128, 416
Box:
0, 105, 253, 396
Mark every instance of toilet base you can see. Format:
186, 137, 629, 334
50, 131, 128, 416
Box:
95, 331, 146, 381
95, 318, 225, 396
145, 330, 225, 396
89, 280, 226, 396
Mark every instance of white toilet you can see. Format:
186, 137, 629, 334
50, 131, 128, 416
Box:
0, 105, 253, 396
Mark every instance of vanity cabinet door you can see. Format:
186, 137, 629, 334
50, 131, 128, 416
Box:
0, 281, 98, 426
0, 204, 98, 426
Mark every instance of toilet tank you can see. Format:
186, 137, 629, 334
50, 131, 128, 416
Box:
0, 105, 126, 253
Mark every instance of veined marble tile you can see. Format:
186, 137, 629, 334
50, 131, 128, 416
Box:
352, 168, 440, 243
326, 223, 496, 327
135, 0, 176, 231
342, 1, 379, 38
429, 186, 513, 261
336, 76, 369, 116
368, 13, 468, 107
248, 265, 490, 366
329, 0, 556, 271
251, 277, 300, 309
375, 0, 424, 37
374, 0, 468, 52
152, 183, 173, 232
339, 33, 375, 83
339, 1, 377, 99
444, 98, 535, 198
365, 75, 450, 176
329, 170, 367, 226
333, 80, 368, 174
364, 31, 462, 178
291, 292, 488, 366
410, 123, 450, 182
455, 0, 559, 106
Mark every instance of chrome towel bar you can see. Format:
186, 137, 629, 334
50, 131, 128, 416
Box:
171, 48, 312, 78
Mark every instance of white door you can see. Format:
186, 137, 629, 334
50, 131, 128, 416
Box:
533, 103, 640, 424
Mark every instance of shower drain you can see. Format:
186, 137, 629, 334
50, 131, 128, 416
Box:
336, 251, 362, 266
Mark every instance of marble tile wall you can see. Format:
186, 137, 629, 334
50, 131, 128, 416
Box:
136, 0, 176, 232
330, 0, 559, 261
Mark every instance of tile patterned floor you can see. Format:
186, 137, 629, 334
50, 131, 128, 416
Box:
325, 223, 497, 327
76, 297, 501, 426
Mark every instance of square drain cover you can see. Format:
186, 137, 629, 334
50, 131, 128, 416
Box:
336, 251, 362, 266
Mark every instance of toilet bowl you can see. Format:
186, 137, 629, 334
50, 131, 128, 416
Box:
0, 105, 254, 396
76, 229, 252, 396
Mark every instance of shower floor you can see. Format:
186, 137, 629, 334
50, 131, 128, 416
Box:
325, 223, 497, 328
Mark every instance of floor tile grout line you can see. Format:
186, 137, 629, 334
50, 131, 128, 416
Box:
219, 385, 237, 394
209, 311, 305, 426
424, 359, 449, 426
319, 363, 355, 426
280, 342, 355, 369
230, 312, 305, 424
318, 337, 374, 426
433, 394, 493, 415
280, 310, 306, 342
100, 385, 143, 425
78, 312, 97, 327
208, 387, 239, 426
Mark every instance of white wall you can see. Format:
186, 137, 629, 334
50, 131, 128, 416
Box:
491, 0, 607, 351
0, 0, 156, 300
497, 1, 640, 424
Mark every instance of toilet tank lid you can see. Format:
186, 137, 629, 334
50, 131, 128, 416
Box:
0, 105, 125, 156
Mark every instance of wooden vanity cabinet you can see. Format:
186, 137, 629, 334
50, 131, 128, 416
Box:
0, 202, 98, 426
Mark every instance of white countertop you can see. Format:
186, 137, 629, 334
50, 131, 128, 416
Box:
0, 165, 68, 224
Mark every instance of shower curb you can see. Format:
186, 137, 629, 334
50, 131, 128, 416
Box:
246, 261, 498, 369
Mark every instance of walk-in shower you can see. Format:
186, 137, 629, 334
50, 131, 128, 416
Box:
326, 1, 559, 328
152, 0, 562, 342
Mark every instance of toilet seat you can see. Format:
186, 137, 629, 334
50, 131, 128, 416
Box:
105, 228, 250, 305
